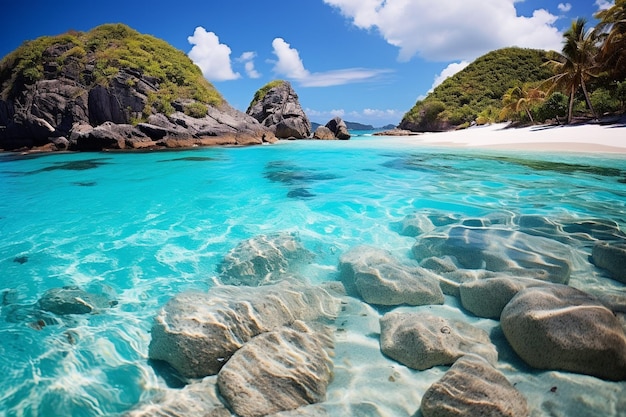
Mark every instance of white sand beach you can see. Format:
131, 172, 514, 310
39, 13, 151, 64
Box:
408, 122, 626, 154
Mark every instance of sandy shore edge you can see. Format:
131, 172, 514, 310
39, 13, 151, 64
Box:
395, 121, 626, 154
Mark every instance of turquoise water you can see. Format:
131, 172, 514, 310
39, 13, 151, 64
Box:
1, 134, 626, 416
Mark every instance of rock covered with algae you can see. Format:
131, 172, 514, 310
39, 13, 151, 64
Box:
148, 280, 340, 378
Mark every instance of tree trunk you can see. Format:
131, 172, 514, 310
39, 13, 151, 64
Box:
567, 87, 575, 124
580, 79, 598, 120
525, 108, 535, 124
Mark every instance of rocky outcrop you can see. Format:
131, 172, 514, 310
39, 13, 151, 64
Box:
501, 285, 626, 381
380, 312, 497, 370
217, 232, 314, 286
420, 355, 529, 417
339, 245, 444, 306
147, 281, 340, 378
246, 80, 311, 139
217, 323, 333, 417
0, 25, 276, 151
313, 117, 350, 140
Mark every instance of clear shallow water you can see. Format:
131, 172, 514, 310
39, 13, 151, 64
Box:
1, 134, 626, 416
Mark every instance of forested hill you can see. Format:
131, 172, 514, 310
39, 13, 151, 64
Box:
399, 47, 553, 131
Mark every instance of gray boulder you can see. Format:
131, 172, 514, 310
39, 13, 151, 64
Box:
217, 323, 333, 417
324, 117, 350, 140
148, 281, 340, 378
592, 241, 626, 283
501, 285, 626, 381
38, 286, 116, 315
339, 245, 444, 306
380, 311, 497, 370
247, 80, 311, 139
421, 355, 529, 417
459, 276, 550, 319
217, 231, 314, 286
413, 226, 575, 284
312, 126, 336, 140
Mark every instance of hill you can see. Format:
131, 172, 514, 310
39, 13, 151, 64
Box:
0, 24, 272, 151
399, 47, 554, 132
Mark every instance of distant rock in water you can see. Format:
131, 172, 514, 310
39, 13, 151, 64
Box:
246, 80, 311, 139
0, 24, 275, 152
313, 117, 350, 140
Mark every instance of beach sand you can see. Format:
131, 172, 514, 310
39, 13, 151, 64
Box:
403, 122, 626, 154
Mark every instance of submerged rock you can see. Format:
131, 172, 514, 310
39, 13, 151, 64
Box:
217, 323, 333, 417
339, 245, 444, 306
125, 376, 229, 417
38, 286, 116, 315
413, 226, 575, 284
501, 285, 626, 381
392, 212, 436, 237
459, 276, 550, 319
592, 241, 626, 283
380, 311, 497, 370
420, 355, 529, 417
217, 231, 314, 286
148, 281, 340, 378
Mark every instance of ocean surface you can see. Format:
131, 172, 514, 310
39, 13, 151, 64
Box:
1, 132, 625, 416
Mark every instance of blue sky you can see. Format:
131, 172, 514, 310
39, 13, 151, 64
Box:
1, 0, 610, 126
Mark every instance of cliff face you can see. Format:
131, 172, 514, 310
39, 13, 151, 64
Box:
0, 24, 274, 151
246, 80, 311, 139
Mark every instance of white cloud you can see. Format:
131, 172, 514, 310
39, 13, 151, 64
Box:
429, 61, 470, 92
595, 0, 613, 10
306, 107, 402, 125
323, 0, 563, 62
271, 38, 391, 87
557, 3, 572, 12
271, 38, 310, 80
187, 27, 240, 81
238, 51, 261, 79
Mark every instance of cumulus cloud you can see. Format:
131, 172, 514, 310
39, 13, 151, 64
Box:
429, 61, 470, 92
557, 3, 572, 12
271, 37, 391, 87
595, 0, 613, 10
238, 51, 261, 79
188, 27, 240, 81
323, 0, 563, 62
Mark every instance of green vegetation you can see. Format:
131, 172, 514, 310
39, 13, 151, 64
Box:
0, 23, 222, 115
249, 80, 285, 108
403, 0, 626, 129
402, 48, 553, 129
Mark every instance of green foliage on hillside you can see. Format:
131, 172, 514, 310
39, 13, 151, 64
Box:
0, 23, 222, 109
402, 48, 554, 129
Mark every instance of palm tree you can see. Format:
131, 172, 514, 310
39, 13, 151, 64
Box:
595, 0, 626, 81
544, 18, 599, 123
500, 85, 546, 124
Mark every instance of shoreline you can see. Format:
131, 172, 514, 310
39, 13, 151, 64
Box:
399, 121, 626, 154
